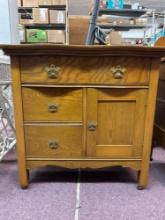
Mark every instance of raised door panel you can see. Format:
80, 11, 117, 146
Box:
87, 88, 147, 158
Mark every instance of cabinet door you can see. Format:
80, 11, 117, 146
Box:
86, 88, 147, 158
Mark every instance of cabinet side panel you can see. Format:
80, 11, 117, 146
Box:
11, 56, 28, 188
139, 58, 160, 188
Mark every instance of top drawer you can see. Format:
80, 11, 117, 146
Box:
20, 56, 151, 85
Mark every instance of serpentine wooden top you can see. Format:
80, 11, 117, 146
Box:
1, 44, 165, 57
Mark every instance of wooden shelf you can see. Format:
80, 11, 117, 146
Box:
99, 9, 147, 17
39, 5, 66, 10
24, 24, 66, 30
20, 42, 65, 45
98, 23, 151, 31
18, 1, 69, 45
18, 5, 66, 13
18, 7, 33, 13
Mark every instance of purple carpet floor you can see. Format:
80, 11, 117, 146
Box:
1, 147, 165, 220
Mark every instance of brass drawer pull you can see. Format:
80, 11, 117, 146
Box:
48, 103, 59, 113
111, 66, 126, 79
45, 64, 61, 79
88, 122, 97, 132
48, 139, 59, 150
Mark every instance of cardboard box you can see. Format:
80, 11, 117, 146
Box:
135, 18, 147, 25
47, 30, 65, 43
38, 0, 52, 5
52, 0, 66, 5
49, 10, 66, 24
18, 25, 26, 43
19, 19, 34, 25
23, 0, 39, 7
20, 12, 33, 19
69, 15, 90, 45
17, 0, 22, 7
26, 29, 48, 43
33, 8, 49, 24
106, 31, 123, 46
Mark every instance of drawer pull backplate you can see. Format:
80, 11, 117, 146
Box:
48, 103, 59, 113
48, 140, 59, 150
88, 122, 97, 132
45, 64, 61, 79
111, 66, 126, 79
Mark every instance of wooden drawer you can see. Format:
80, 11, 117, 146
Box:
21, 56, 150, 85
25, 125, 82, 158
22, 87, 82, 121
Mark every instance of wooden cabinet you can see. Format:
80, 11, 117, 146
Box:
87, 88, 147, 159
1, 45, 164, 189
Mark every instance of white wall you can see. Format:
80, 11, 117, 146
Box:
8, 0, 19, 44
0, 0, 11, 44
0, 0, 19, 63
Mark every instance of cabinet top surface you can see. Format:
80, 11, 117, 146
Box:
1, 44, 165, 57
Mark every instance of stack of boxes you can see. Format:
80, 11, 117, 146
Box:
33, 8, 49, 24
18, 0, 67, 44
21, 0, 66, 7
23, 0, 39, 7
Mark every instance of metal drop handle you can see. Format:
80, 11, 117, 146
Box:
88, 122, 97, 131
111, 66, 127, 79
45, 64, 61, 79
48, 103, 59, 113
48, 139, 59, 150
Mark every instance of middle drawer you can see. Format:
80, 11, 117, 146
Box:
22, 87, 82, 121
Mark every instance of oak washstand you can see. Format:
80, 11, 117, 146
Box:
1, 45, 165, 189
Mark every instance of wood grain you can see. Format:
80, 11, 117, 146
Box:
25, 125, 83, 158
138, 58, 160, 188
4, 45, 163, 188
69, 15, 90, 45
86, 88, 98, 157
26, 160, 141, 171
1, 44, 165, 58
87, 88, 147, 158
20, 56, 150, 85
22, 87, 82, 121
11, 57, 28, 188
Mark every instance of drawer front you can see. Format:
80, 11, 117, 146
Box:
22, 88, 82, 121
25, 125, 82, 158
21, 56, 150, 85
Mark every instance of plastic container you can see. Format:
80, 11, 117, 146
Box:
107, 0, 115, 9
118, 0, 124, 9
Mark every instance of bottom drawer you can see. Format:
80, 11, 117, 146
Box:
24, 125, 82, 158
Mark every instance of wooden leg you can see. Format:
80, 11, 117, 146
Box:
20, 169, 29, 189
137, 168, 148, 190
